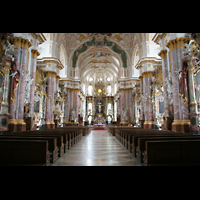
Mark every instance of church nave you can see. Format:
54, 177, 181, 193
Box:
51, 130, 142, 166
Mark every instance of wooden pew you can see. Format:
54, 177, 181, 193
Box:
0, 135, 58, 163
60, 126, 91, 136
137, 135, 200, 163
0, 140, 50, 166
114, 128, 187, 157
130, 132, 186, 157
4, 131, 65, 157
144, 139, 200, 166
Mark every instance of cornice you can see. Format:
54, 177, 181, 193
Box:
135, 57, 162, 69
37, 57, 64, 70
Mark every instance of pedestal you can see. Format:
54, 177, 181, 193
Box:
46, 121, 55, 129
172, 120, 183, 132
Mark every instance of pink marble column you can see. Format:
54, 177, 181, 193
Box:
70, 89, 74, 112
45, 75, 51, 123
75, 89, 79, 120
143, 77, 148, 122
10, 47, 21, 120
170, 48, 180, 121
66, 89, 70, 122
51, 75, 55, 122
29, 53, 37, 117
17, 48, 28, 120
148, 76, 153, 122
120, 90, 124, 121
139, 77, 144, 120
177, 47, 189, 120
160, 50, 170, 117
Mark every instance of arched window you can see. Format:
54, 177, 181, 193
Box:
88, 85, 93, 96
107, 85, 111, 95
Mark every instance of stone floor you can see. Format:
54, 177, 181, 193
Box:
51, 130, 142, 166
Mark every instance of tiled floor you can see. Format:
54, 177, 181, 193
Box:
51, 130, 142, 166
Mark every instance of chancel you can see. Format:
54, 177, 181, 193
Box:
0, 33, 200, 166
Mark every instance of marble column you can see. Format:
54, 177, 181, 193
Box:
75, 89, 79, 121
51, 72, 56, 128
167, 39, 182, 132
70, 89, 73, 113
28, 49, 39, 118
166, 38, 190, 132
8, 37, 32, 131
177, 40, 190, 132
139, 76, 144, 126
143, 73, 149, 129
45, 72, 51, 129
0, 66, 11, 115
66, 88, 70, 122
159, 50, 170, 118
0, 58, 12, 131
148, 72, 154, 128
120, 89, 124, 123
9, 46, 21, 130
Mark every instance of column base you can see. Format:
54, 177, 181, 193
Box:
120, 122, 128, 126
16, 119, 26, 132
46, 121, 55, 129
143, 121, 153, 129
8, 119, 26, 132
172, 120, 190, 133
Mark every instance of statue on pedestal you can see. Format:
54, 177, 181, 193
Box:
122, 108, 128, 122
71, 109, 76, 120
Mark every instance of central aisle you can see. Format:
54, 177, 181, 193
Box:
52, 130, 142, 166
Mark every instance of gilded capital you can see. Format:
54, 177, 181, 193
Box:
10, 37, 32, 49
31, 49, 40, 58
158, 50, 168, 59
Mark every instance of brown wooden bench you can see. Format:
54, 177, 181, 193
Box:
136, 135, 200, 163
114, 128, 187, 156
4, 131, 65, 157
144, 139, 200, 166
130, 132, 187, 157
0, 135, 58, 163
0, 139, 50, 166
60, 126, 91, 136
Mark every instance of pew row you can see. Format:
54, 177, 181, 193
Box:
0, 140, 50, 166
0, 126, 91, 166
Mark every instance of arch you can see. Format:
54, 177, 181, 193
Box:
71, 36, 128, 69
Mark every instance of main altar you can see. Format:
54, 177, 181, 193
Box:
85, 80, 114, 127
